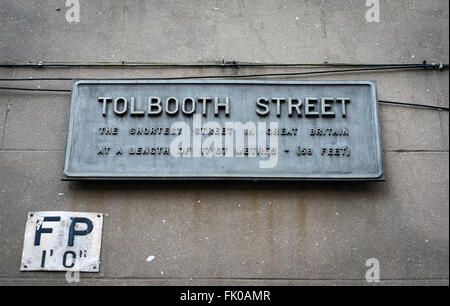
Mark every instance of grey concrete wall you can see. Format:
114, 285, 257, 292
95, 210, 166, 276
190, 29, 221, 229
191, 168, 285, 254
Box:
0, 0, 448, 286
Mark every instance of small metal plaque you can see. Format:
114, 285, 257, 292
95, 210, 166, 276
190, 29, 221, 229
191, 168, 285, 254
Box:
21, 211, 104, 272
63, 80, 383, 180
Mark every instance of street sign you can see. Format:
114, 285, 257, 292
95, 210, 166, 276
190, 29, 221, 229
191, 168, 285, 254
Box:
20, 211, 104, 272
63, 80, 383, 181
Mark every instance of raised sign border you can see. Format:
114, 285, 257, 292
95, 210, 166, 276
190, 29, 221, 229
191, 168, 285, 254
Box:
62, 80, 384, 181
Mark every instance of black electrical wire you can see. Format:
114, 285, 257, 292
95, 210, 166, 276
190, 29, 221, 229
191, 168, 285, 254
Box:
0, 62, 447, 110
0, 64, 447, 82
0, 61, 447, 69
378, 100, 449, 111
0, 86, 447, 111
0, 87, 70, 92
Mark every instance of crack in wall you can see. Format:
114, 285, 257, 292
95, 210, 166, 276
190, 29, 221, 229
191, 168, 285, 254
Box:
121, 0, 129, 63
321, 0, 327, 39
0, 101, 11, 150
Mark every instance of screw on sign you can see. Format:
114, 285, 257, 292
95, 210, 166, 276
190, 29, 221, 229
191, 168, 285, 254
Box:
20, 212, 104, 272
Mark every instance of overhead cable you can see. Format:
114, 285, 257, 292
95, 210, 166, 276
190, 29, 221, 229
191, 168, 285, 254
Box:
0, 86, 447, 111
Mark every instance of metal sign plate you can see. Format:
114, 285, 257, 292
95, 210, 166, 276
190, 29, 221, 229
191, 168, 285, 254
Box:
21, 211, 104, 272
63, 80, 383, 181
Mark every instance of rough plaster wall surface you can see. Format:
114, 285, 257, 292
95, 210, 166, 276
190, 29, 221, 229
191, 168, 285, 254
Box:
0, 0, 448, 285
